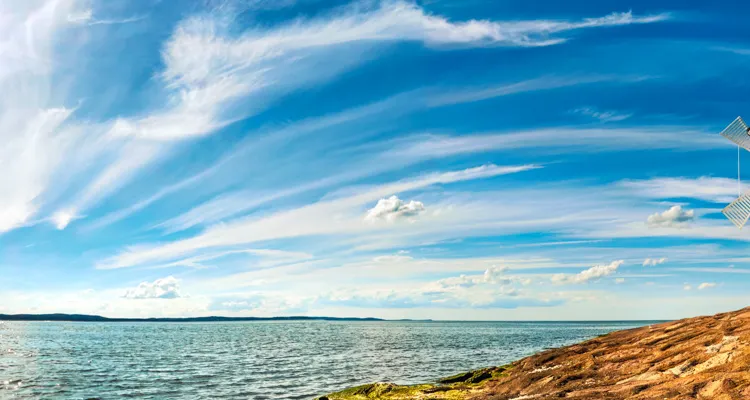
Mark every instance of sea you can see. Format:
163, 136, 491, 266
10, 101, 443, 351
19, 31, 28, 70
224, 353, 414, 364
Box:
0, 320, 656, 399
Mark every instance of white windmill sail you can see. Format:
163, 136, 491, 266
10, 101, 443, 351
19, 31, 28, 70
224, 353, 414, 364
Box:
723, 192, 750, 229
720, 116, 750, 151
721, 116, 750, 228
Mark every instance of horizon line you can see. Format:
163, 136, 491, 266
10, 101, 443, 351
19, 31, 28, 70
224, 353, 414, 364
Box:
0, 312, 670, 323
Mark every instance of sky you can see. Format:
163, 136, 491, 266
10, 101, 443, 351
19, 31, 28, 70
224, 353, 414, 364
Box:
2, 0, 750, 321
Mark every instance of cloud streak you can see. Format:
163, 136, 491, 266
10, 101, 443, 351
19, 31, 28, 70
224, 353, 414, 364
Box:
52, 2, 668, 226
386, 126, 723, 161
96, 164, 538, 269
572, 106, 632, 122
619, 177, 744, 203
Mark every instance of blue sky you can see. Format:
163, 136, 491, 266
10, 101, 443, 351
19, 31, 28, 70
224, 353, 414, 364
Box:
2, 0, 750, 320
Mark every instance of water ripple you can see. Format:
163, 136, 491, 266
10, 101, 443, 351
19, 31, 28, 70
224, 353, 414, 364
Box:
0, 320, 651, 399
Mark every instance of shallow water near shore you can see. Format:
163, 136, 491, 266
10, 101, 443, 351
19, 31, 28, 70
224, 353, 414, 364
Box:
0, 320, 655, 399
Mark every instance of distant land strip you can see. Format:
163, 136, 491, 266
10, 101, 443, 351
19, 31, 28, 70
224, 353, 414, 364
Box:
0, 313, 415, 323
0, 314, 662, 323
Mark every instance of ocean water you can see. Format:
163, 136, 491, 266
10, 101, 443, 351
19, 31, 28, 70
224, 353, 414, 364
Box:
0, 320, 654, 399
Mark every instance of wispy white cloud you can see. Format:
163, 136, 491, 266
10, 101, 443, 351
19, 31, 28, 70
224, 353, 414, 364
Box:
429, 75, 650, 107
150, 248, 313, 270
87, 15, 147, 26
151, 3, 666, 142
386, 126, 723, 161
671, 267, 750, 275
153, 191, 259, 234
153, 3, 668, 142
95, 164, 539, 269
0, 108, 76, 233
713, 46, 750, 56
0, 1, 105, 234
619, 177, 743, 203
199, 252, 564, 294
59, 2, 665, 224
88, 74, 714, 232
66, 8, 93, 24
84, 164, 223, 231
572, 106, 632, 122
67, 7, 145, 26
161, 5, 670, 97
698, 282, 716, 290
647, 205, 695, 228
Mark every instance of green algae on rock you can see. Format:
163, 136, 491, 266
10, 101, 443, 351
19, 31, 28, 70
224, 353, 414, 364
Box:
317, 366, 510, 400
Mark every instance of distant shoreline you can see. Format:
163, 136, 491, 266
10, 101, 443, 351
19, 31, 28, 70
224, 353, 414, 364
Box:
0, 313, 664, 323
0, 313, 395, 323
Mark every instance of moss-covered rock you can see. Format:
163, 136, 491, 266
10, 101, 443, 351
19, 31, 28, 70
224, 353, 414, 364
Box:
437, 366, 509, 384
317, 366, 512, 399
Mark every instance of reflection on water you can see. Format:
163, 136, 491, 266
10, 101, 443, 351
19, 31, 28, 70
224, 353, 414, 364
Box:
0, 320, 654, 399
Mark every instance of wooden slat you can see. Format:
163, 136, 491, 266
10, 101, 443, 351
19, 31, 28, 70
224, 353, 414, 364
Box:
720, 116, 750, 151
723, 191, 750, 229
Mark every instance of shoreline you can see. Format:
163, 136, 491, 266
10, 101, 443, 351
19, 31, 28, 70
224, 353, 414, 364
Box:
317, 306, 750, 399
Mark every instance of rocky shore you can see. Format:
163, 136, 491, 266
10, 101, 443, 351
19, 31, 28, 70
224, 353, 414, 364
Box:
318, 307, 750, 399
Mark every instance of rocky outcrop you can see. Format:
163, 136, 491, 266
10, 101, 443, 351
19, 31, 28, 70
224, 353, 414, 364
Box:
318, 307, 750, 399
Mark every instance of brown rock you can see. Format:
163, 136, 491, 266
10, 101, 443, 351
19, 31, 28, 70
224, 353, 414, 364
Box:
321, 306, 750, 399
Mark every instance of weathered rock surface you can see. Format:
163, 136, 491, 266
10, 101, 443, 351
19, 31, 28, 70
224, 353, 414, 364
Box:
319, 307, 750, 399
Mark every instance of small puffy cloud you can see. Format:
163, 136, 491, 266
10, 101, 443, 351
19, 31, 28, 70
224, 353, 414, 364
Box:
646, 205, 694, 228
615, 278, 626, 284
552, 260, 623, 284
683, 284, 692, 290
123, 276, 183, 299
483, 265, 510, 281
643, 257, 667, 267
364, 195, 425, 223
698, 282, 716, 290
